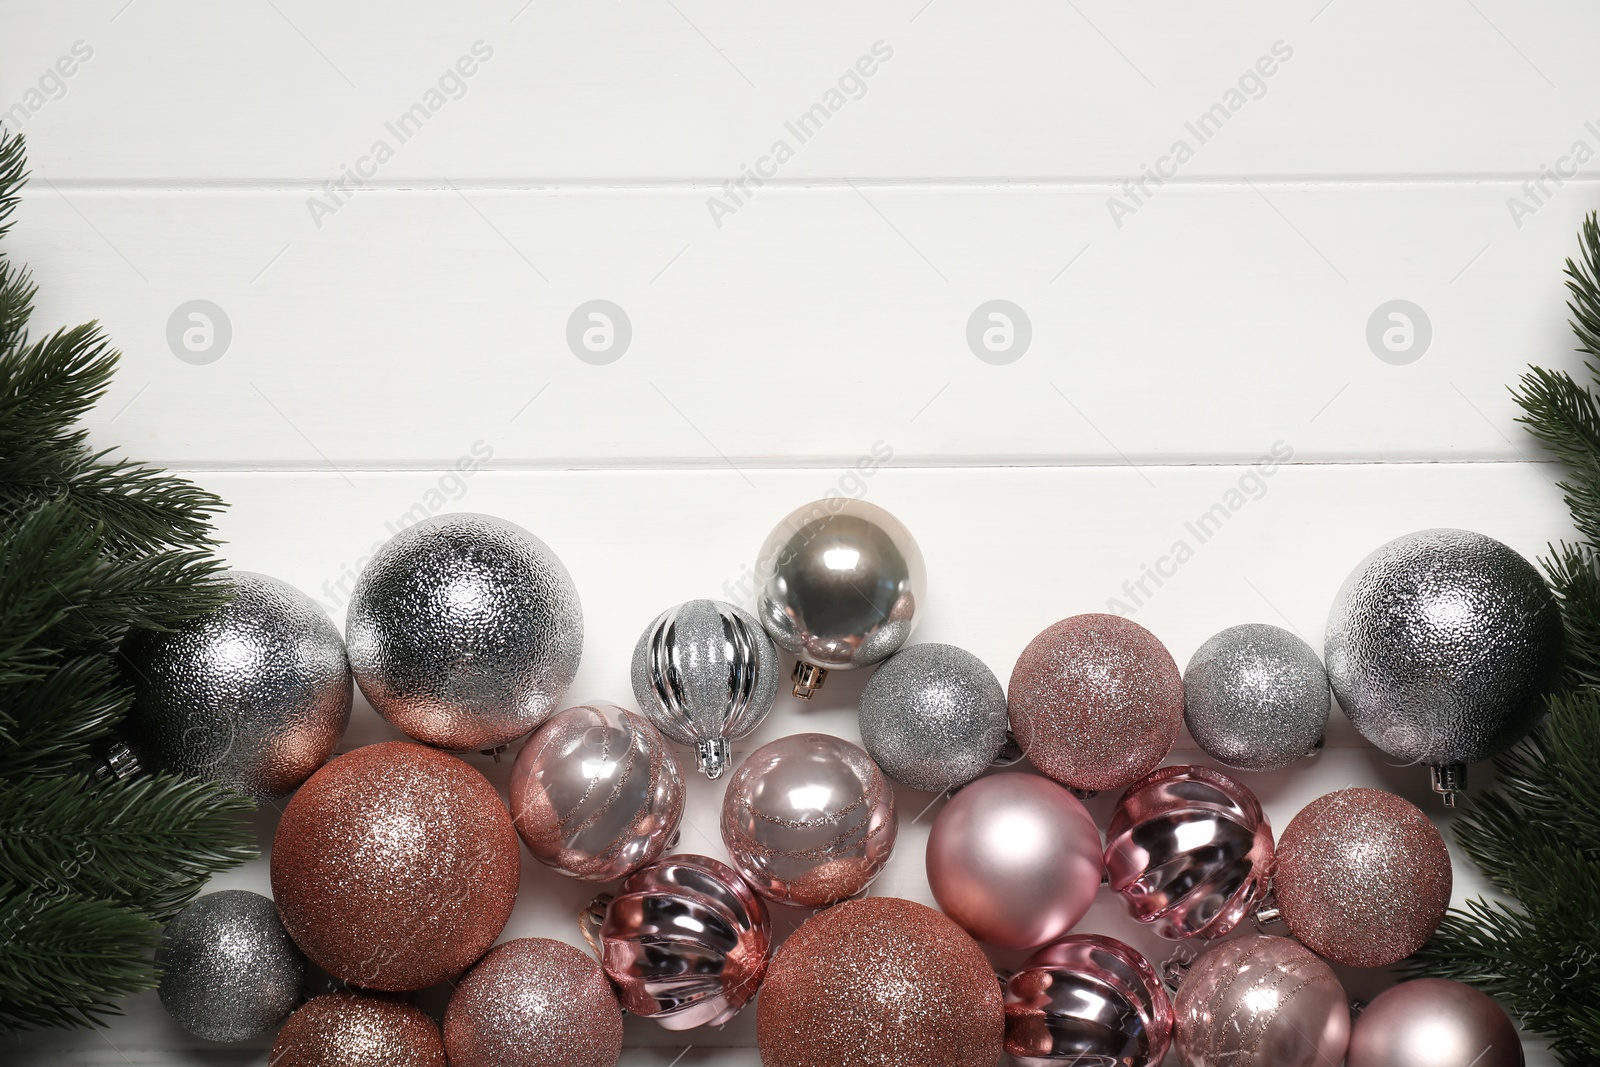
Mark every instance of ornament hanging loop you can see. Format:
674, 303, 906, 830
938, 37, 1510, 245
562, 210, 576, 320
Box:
1431, 762, 1467, 807
1251, 890, 1284, 930
791, 661, 827, 699
578, 893, 613, 960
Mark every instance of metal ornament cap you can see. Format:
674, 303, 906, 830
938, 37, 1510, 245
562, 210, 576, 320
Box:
858, 642, 1009, 793
1183, 623, 1329, 771
1346, 978, 1524, 1067
156, 889, 305, 1042
1004, 934, 1174, 1067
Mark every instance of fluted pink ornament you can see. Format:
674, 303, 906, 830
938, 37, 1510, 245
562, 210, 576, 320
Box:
600, 854, 771, 1030
925, 773, 1102, 948
1004, 935, 1172, 1067
1173, 934, 1350, 1067
1104, 765, 1275, 939
509, 703, 684, 882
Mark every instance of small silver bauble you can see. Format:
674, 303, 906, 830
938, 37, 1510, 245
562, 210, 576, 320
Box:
631, 599, 779, 779
345, 513, 583, 751
1183, 623, 1329, 772
858, 643, 1009, 793
1325, 528, 1563, 803
755, 498, 926, 699
157, 890, 305, 1042
123, 571, 352, 800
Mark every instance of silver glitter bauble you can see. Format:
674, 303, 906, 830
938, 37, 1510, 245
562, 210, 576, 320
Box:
755, 498, 926, 699
1325, 528, 1563, 802
157, 889, 305, 1042
631, 599, 779, 779
123, 571, 352, 800
1183, 624, 1329, 772
346, 513, 583, 751
858, 643, 1008, 793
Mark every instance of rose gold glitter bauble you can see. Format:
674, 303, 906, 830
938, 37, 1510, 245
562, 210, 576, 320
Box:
1274, 787, 1451, 967
756, 896, 1003, 1067
270, 993, 445, 1067
1173, 934, 1349, 1067
271, 741, 519, 991
443, 938, 623, 1067
1008, 614, 1184, 792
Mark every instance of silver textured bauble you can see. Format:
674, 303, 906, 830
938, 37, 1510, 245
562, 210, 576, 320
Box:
755, 498, 926, 698
346, 513, 583, 751
631, 599, 779, 779
858, 643, 1008, 793
157, 890, 305, 1042
1183, 623, 1329, 772
1325, 528, 1562, 798
123, 571, 352, 800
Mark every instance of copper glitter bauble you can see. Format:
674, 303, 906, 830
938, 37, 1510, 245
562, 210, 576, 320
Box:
1009, 613, 1184, 793
271, 993, 445, 1067
1347, 978, 1524, 1067
1274, 787, 1451, 967
443, 938, 623, 1067
1004, 935, 1172, 1067
271, 741, 519, 991
1173, 934, 1349, 1067
756, 897, 1003, 1067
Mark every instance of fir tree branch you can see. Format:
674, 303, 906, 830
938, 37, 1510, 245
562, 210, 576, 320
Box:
0, 655, 128, 777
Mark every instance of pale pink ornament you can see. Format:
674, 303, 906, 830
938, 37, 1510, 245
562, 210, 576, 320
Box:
509, 703, 684, 883
1104, 764, 1275, 940
925, 773, 1102, 948
1173, 934, 1350, 1067
1004, 934, 1172, 1067
1347, 979, 1523, 1067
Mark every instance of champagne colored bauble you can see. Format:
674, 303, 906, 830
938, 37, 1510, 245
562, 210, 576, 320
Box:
925, 772, 1102, 948
508, 702, 683, 882
858, 642, 1009, 793
1004, 935, 1172, 1067
721, 732, 896, 907
124, 570, 351, 800
1009, 613, 1184, 792
756, 897, 1003, 1067
1274, 787, 1451, 968
1173, 935, 1350, 1067
156, 890, 303, 1042
1104, 765, 1275, 940
1347, 979, 1524, 1067
443, 938, 623, 1067
271, 741, 519, 991
1183, 623, 1329, 771
271, 993, 445, 1067
631, 598, 779, 778
345, 513, 583, 750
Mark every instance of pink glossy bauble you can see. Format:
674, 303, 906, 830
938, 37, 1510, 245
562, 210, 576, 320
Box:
1005, 935, 1172, 1067
1104, 765, 1275, 939
925, 773, 1102, 948
1347, 979, 1523, 1067
508, 703, 684, 882
1173, 934, 1349, 1067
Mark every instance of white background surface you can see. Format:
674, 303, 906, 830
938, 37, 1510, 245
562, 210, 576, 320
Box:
3, 1, 1592, 1064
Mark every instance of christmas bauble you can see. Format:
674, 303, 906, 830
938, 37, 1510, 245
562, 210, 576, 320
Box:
271, 993, 445, 1067
1009, 613, 1184, 793
345, 513, 583, 750
156, 889, 304, 1042
600, 853, 772, 1029
1183, 623, 1328, 771
1173, 934, 1350, 1067
756, 897, 1003, 1067
1347, 979, 1524, 1067
925, 772, 1102, 948
1273, 787, 1451, 968
630, 598, 779, 779
755, 498, 926, 698
123, 570, 351, 800
1004, 935, 1172, 1067
721, 732, 896, 907
1104, 765, 1274, 940
271, 741, 519, 990
443, 938, 623, 1067
508, 702, 683, 882
1325, 528, 1562, 800
858, 642, 1009, 793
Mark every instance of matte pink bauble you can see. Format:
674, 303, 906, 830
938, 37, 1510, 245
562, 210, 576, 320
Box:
1347, 979, 1523, 1067
1005, 934, 1172, 1067
925, 772, 1102, 948
1173, 934, 1349, 1067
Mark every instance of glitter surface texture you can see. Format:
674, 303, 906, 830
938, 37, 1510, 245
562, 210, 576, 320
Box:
1172, 935, 1349, 1067
858, 642, 1009, 793
156, 890, 304, 1042
270, 741, 519, 990
1008, 613, 1184, 792
443, 937, 624, 1067
1274, 787, 1451, 967
270, 993, 445, 1067
756, 897, 1004, 1067
345, 513, 583, 751
721, 733, 897, 907
124, 571, 352, 800
1324, 528, 1562, 767
1182, 623, 1329, 771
